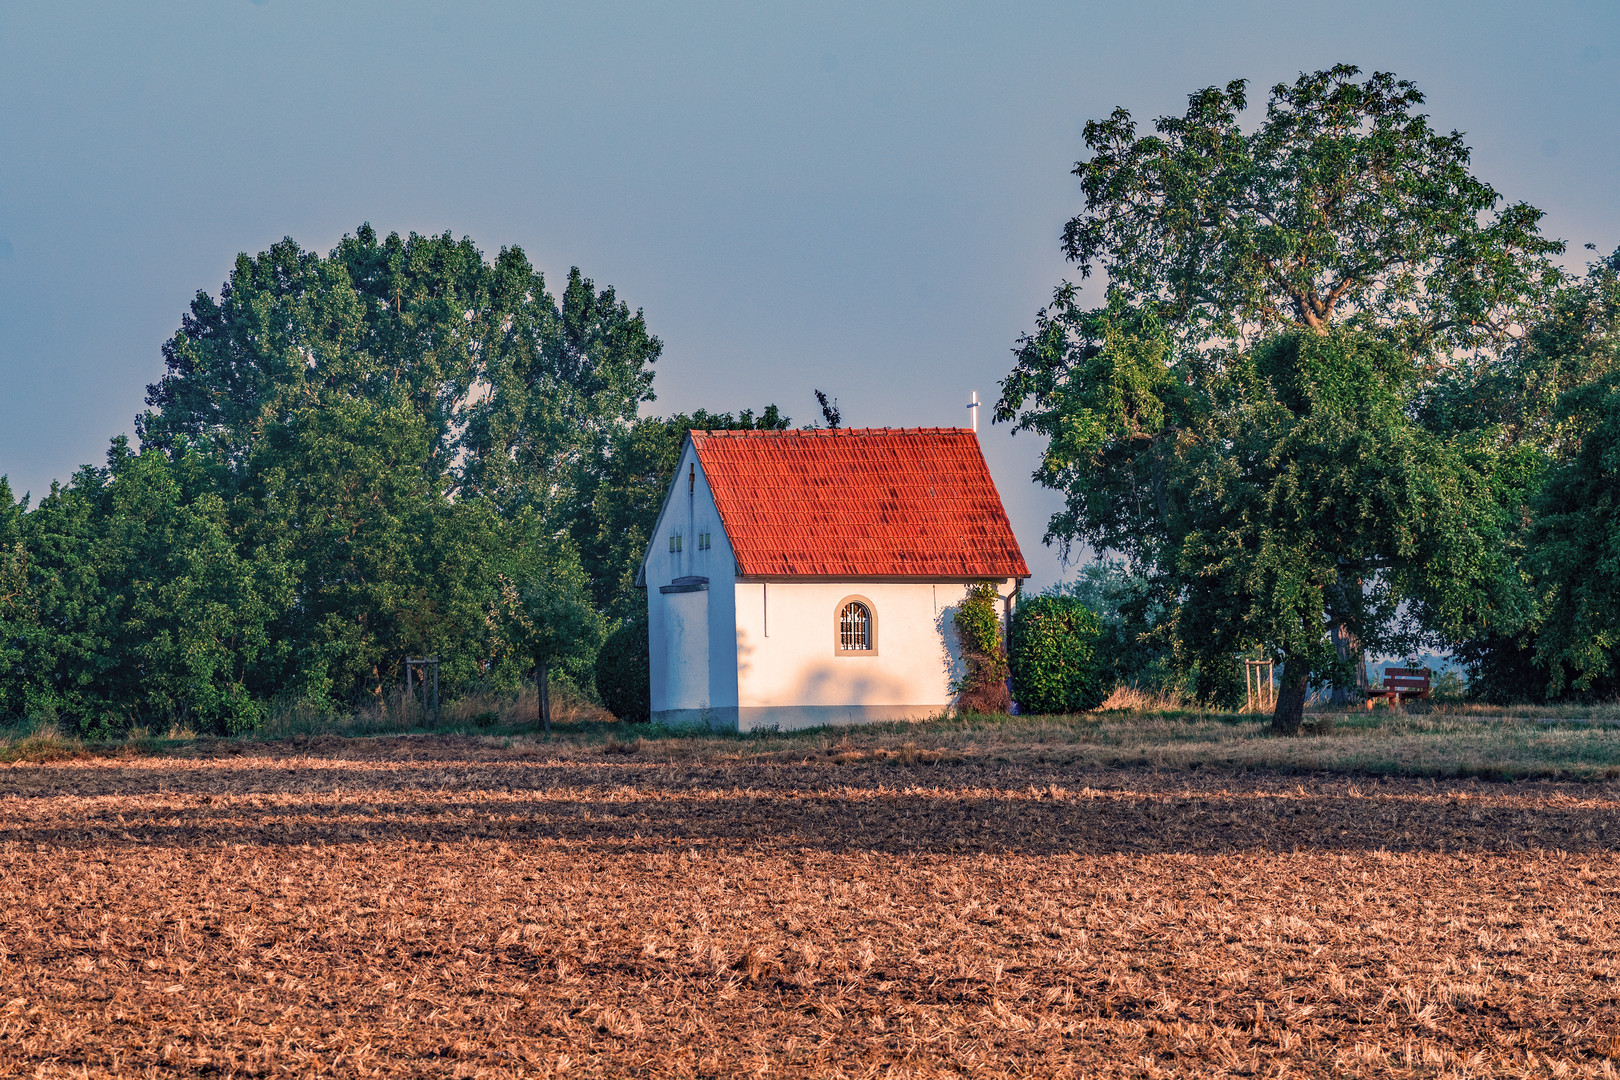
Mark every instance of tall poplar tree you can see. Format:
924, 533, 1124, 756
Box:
136, 226, 660, 708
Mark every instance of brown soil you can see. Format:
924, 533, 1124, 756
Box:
3, 735, 1619, 1077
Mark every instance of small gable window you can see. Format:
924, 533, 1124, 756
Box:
836, 598, 876, 654
668, 533, 683, 553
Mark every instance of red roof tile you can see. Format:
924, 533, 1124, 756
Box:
690, 427, 1029, 579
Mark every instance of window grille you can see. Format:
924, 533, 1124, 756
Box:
839, 601, 872, 651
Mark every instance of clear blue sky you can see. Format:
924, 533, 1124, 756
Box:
2, 1, 1617, 587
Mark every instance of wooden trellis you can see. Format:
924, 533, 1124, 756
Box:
1244, 659, 1275, 712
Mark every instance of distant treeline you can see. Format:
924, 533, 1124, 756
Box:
0, 225, 786, 735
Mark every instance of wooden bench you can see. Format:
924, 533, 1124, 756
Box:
1365, 667, 1431, 708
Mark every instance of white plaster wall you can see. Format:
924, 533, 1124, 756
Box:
645, 441, 737, 716
732, 580, 1015, 715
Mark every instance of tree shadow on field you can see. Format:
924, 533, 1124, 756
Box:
5, 755, 1620, 856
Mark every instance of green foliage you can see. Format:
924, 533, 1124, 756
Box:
1006, 320, 1521, 714
139, 226, 662, 520
952, 583, 1010, 714
1430, 668, 1468, 702
123, 225, 656, 709
594, 610, 651, 723
953, 583, 1004, 665
1008, 595, 1106, 715
0, 479, 41, 721
96, 444, 289, 735
1043, 566, 1185, 693
1529, 368, 1620, 693
1422, 250, 1620, 448
1419, 250, 1620, 701
0, 442, 292, 735
1169, 330, 1522, 689
1453, 634, 1549, 705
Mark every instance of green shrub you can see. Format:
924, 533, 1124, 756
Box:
953, 582, 1010, 714
1009, 595, 1107, 714
595, 609, 651, 722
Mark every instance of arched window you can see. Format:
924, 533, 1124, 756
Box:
836, 598, 876, 654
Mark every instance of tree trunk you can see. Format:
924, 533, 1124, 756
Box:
538, 660, 551, 734
1271, 667, 1309, 735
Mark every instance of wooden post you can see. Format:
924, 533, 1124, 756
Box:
430, 657, 440, 724
538, 660, 550, 734
404, 658, 413, 718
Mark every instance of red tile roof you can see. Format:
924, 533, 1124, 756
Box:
690, 427, 1029, 579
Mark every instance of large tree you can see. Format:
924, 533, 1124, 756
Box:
132, 225, 659, 709
998, 66, 1565, 731
240, 394, 511, 704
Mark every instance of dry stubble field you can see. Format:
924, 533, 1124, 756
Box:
5, 729, 1620, 1078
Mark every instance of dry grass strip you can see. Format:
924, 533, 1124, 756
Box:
4, 738, 1620, 1077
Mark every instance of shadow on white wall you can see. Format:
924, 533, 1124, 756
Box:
936, 604, 965, 691
781, 660, 914, 708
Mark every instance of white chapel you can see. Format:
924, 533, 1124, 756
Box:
636, 427, 1029, 731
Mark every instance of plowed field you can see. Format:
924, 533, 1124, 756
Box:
4, 735, 1620, 1077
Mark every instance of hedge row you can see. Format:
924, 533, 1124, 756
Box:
1008, 594, 1107, 714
